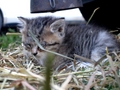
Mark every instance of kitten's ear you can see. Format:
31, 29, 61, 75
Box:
18, 17, 28, 25
50, 19, 65, 35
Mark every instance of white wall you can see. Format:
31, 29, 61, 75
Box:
0, 0, 84, 23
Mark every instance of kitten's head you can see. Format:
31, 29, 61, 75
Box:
18, 16, 65, 65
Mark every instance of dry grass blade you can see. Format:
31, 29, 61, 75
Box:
6, 33, 21, 36
113, 51, 120, 61
21, 80, 36, 90
26, 69, 45, 81
1, 68, 44, 82
107, 55, 120, 88
86, 7, 100, 25
1, 78, 7, 90
60, 75, 72, 90
72, 75, 80, 86
94, 55, 106, 66
85, 71, 96, 90
53, 70, 94, 78
99, 66, 106, 87
74, 54, 95, 64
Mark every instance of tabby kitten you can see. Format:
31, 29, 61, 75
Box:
18, 16, 119, 69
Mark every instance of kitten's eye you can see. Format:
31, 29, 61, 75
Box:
26, 44, 31, 48
41, 41, 47, 46
23, 42, 31, 48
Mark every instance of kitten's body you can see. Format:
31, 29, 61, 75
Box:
18, 16, 119, 69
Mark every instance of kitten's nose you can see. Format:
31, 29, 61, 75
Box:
32, 52, 37, 56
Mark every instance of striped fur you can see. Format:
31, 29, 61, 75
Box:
18, 16, 119, 69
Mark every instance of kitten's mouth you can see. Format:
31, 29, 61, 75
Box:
46, 42, 59, 46
37, 47, 44, 52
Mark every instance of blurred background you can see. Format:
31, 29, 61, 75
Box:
0, 0, 120, 35
0, 0, 85, 34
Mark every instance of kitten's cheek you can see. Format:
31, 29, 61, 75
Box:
35, 52, 48, 66
23, 49, 32, 57
36, 51, 46, 57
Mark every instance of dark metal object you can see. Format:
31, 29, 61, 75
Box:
49, 0, 56, 8
0, 8, 3, 31
30, 0, 83, 13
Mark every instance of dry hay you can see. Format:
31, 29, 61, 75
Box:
0, 33, 120, 90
